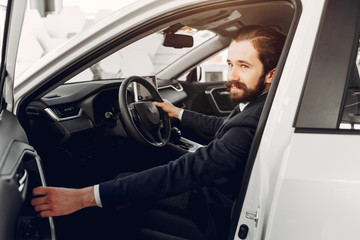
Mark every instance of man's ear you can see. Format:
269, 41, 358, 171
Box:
265, 68, 276, 84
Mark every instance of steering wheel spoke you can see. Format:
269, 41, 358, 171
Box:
155, 127, 165, 144
119, 76, 171, 147
128, 105, 138, 121
136, 114, 162, 144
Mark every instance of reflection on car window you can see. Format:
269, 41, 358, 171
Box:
66, 28, 216, 83
339, 41, 360, 130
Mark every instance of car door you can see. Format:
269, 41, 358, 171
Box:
229, 0, 360, 239
0, 0, 55, 239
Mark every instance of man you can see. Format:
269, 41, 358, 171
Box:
32, 25, 286, 239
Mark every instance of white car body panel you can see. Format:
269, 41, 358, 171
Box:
236, 0, 360, 239
267, 134, 360, 240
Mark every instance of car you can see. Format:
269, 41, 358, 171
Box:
1, 0, 360, 239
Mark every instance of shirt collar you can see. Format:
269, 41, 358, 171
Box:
239, 102, 249, 112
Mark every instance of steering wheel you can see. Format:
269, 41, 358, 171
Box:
119, 76, 171, 147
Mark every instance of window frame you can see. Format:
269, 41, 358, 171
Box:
294, 0, 360, 133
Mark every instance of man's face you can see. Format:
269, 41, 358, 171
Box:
226, 40, 268, 103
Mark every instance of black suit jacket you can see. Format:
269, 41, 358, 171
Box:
99, 93, 267, 238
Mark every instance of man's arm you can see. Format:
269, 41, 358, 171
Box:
154, 99, 225, 136
181, 109, 225, 136
31, 186, 97, 217
98, 123, 255, 208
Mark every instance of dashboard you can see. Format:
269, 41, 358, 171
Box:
25, 78, 187, 146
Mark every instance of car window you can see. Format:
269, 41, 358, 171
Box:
294, 0, 359, 131
16, 0, 137, 78
178, 48, 228, 82
339, 41, 360, 130
66, 28, 216, 83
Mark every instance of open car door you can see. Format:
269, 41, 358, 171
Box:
0, 0, 55, 239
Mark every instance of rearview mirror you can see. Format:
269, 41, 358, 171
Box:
163, 33, 194, 49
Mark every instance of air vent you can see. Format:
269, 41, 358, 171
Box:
52, 105, 80, 118
158, 83, 183, 92
45, 105, 83, 122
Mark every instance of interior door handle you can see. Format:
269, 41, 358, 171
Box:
217, 91, 229, 95
18, 169, 28, 193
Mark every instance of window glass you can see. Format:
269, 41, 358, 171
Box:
66, 28, 216, 83
339, 41, 360, 130
178, 48, 228, 82
16, 0, 137, 78
200, 49, 228, 82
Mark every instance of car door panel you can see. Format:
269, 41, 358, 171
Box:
176, 81, 237, 145
205, 85, 237, 115
0, 110, 56, 239
181, 81, 236, 117
0, 110, 29, 239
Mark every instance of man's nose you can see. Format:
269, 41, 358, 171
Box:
227, 68, 240, 81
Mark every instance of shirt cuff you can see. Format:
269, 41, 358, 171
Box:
93, 184, 103, 208
178, 109, 184, 120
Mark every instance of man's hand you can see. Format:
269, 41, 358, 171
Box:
153, 99, 182, 119
31, 186, 96, 217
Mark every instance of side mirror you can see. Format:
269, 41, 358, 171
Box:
163, 33, 194, 49
186, 66, 202, 82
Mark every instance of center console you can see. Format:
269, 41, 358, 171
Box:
170, 127, 203, 152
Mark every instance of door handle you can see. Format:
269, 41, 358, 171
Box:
18, 169, 28, 193
217, 91, 230, 95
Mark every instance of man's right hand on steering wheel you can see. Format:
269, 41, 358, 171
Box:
153, 99, 182, 120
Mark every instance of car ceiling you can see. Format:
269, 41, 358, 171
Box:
182, 2, 294, 36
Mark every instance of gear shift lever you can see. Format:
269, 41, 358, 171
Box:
170, 127, 182, 143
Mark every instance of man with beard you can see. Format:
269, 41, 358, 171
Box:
32, 25, 286, 239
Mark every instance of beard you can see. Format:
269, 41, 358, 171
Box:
225, 75, 266, 103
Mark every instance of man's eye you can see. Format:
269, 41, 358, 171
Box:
228, 63, 233, 68
241, 64, 248, 69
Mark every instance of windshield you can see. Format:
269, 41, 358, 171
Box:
67, 27, 216, 83
16, 0, 138, 78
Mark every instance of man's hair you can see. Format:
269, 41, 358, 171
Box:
232, 25, 286, 75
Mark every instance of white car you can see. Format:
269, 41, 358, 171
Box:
1, 0, 359, 239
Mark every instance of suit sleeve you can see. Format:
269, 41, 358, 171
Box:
181, 110, 226, 137
98, 118, 256, 209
